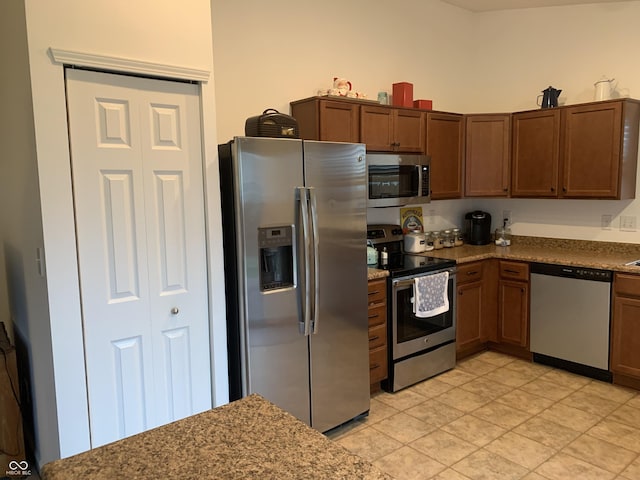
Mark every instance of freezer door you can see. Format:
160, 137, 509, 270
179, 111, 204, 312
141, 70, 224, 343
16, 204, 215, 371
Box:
303, 141, 370, 432
234, 137, 311, 425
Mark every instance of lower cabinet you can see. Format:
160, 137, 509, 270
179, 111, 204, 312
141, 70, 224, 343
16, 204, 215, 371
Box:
496, 261, 530, 358
456, 260, 497, 359
611, 273, 640, 388
367, 278, 388, 389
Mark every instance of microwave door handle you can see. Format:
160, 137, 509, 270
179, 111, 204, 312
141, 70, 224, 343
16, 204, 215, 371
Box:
308, 187, 320, 334
297, 187, 312, 336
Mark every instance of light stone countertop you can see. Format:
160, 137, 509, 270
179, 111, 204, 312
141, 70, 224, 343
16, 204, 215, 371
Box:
367, 236, 640, 280
41, 394, 390, 480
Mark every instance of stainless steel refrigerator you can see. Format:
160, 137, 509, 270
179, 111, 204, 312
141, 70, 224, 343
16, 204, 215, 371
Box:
219, 136, 370, 432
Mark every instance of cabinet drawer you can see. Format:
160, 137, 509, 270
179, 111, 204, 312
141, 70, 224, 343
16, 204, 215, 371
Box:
499, 261, 529, 281
369, 346, 388, 384
615, 273, 640, 297
368, 305, 386, 327
457, 261, 484, 284
368, 323, 387, 350
367, 279, 387, 305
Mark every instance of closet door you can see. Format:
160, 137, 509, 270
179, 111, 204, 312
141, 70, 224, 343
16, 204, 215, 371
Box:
66, 69, 210, 448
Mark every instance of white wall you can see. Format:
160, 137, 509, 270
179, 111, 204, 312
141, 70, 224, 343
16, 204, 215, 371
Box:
0, 0, 226, 467
211, 0, 640, 243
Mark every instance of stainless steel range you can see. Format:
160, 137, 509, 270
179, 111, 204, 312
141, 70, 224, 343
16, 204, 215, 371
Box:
367, 224, 457, 392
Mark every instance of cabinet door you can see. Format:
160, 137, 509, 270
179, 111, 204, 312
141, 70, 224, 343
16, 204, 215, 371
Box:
511, 109, 560, 197
319, 100, 360, 143
611, 295, 640, 378
498, 280, 529, 348
426, 113, 464, 199
562, 102, 622, 198
465, 114, 511, 197
456, 281, 483, 352
360, 105, 394, 152
394, 109, 425, 153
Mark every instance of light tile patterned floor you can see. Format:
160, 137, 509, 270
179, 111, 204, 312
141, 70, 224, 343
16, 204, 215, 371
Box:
327, 351, 640, 480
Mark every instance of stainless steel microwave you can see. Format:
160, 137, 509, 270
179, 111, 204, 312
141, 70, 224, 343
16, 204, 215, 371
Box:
367, 154, 430, 207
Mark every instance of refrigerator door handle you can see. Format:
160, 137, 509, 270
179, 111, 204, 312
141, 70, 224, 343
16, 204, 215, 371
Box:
298, 186, 312, 336
308, 187, 320, 334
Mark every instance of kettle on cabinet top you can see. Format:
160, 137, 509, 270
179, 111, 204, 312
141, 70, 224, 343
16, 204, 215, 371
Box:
537, 86, 562, 108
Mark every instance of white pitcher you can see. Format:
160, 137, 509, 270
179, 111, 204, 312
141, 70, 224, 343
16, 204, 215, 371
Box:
594, 76, 616, 101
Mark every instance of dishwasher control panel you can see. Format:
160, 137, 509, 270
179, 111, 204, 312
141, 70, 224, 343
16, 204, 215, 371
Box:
530, 263, 612, 282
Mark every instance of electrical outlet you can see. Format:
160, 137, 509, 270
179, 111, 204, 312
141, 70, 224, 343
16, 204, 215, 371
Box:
502, 210, 512, 226
620, 215, 637, 232
601, 214, 612, 230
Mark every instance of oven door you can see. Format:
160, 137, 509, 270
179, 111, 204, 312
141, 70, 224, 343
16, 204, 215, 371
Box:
392, 270, 456, 360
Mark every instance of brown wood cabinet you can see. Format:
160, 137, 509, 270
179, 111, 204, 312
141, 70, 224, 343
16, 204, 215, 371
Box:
290, 97, 360, 143
611, 273, 640, 388
511, 99, 640, 199
367, 278, 388, 388
511, 109, 561, 197
426, 112, 464, 199
465, 114, 511, 197
497, 261, 529, 357
360, 105, 425, 153
455, 261, 498, 359
562, 100, 639, 198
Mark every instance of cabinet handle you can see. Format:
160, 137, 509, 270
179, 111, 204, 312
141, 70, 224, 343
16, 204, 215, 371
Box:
458, 290, 463, 295
370, 364, 380, 371
521, 287, 525, 293
368, 313, 379, 319
369, 335, 380, 342
503, 187, 508, 192
368, 290, 380, 296
466, 271, 479, 276
550, 186, 555, 192
562, 187, 567, 193
504, 269, 520, 274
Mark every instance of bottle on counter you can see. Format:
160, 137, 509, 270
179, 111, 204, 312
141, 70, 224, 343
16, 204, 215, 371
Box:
495, 219, 512, 247
380, 246, 389, 266
453, 228, 464, 247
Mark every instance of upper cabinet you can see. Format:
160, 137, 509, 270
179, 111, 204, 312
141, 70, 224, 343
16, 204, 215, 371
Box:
562, 100, 639, 199
426, 112, 464, 200
360, 105, 425, 153
290, 97, 360, 143
512, 99, 640, 199
511, 109, 561, 197
465, 114, 511, 197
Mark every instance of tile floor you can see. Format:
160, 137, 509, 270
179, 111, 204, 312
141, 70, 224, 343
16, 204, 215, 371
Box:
327, 351, 640, 480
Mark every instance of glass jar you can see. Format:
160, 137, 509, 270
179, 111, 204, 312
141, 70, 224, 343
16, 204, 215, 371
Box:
442, 229, 454, 248
432, 231, 443, 250
424, 231, 435, 251
453, 228, 464, 247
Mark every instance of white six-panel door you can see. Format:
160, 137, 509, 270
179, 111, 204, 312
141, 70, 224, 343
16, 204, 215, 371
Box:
65, 69, 211, 448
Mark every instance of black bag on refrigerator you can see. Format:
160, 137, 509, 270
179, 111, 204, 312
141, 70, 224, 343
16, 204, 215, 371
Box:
245, 109, 299, 138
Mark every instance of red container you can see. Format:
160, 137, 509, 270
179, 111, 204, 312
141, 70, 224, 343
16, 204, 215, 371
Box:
413, 99, 433, 110
392, 82, 413, 107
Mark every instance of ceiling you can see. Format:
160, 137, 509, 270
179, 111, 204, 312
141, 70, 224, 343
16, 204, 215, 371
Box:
441, 0, 636, 12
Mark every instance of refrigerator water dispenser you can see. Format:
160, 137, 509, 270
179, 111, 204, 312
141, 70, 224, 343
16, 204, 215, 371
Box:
258, 226, 294, 291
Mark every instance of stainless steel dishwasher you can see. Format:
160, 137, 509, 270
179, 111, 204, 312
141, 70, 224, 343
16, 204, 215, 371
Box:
530, 262, 613, 382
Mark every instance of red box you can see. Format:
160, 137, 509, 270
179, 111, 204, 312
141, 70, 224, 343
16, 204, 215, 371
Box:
413, 99, 433, 110
392, 82, 413, 107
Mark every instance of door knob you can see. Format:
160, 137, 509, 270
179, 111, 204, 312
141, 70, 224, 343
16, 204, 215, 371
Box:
171, 307, 179, 315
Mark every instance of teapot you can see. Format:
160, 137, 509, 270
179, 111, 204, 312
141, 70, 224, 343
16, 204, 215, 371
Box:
537, 86, 562, 108
594, 76, 616, 101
